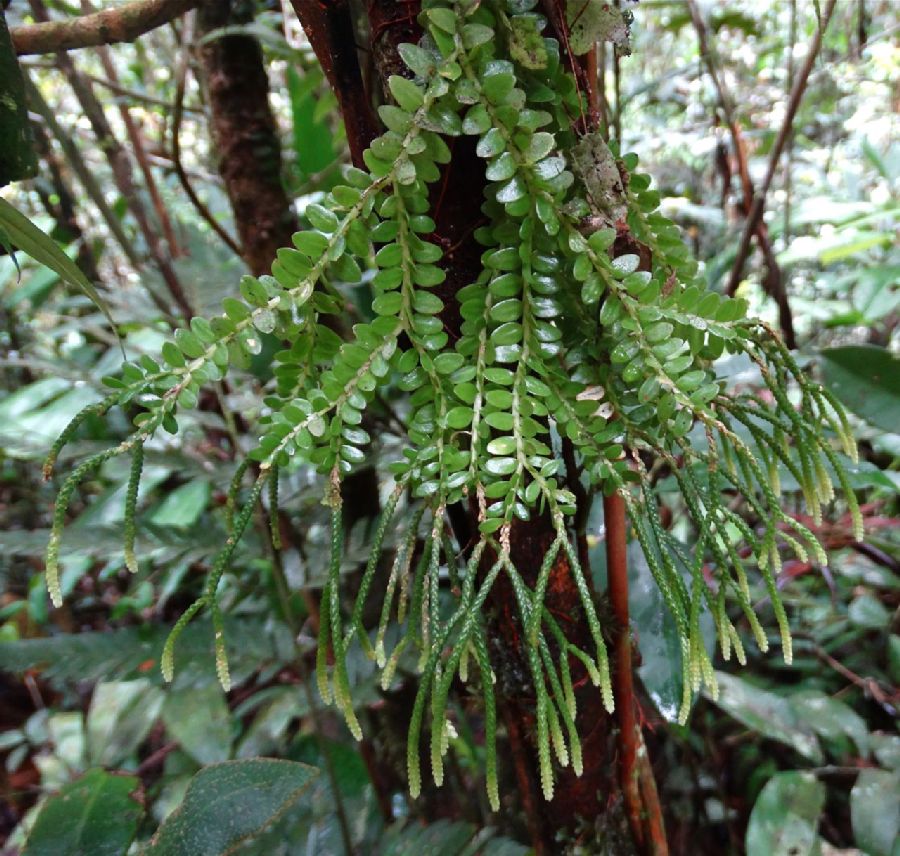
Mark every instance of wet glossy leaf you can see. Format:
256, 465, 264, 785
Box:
398, 43, 435, 77
707, 672, 823, 763
851, 769, 900, 856
745, 772, 825, 856
485, 456, 517, 476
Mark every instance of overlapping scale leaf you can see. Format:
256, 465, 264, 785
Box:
45, 0, 864, 815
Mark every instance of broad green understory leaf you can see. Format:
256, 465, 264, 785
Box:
850, 768, 900, 856
143, 759, 319, 856
745, 771, 826, 856
0, 377, 99, 460
148, 480, 211, 529
787, 690, 869, 757
87, 679, 165, 768
22, 768, 142, 856
705, 672, 823, 763
0, 196, 116, 332
0, 618, 289, 685
820, 345, 900, 433
161, 683, 233, 766
378, 818, 529, 856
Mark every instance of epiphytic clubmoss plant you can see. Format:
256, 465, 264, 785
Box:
44, 0, 862, 810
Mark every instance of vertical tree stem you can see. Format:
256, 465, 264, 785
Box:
198, 0, 298, 276
586, 43, 601, 129
604, 491, 644, 846
290, 0, 379, 169
612, 47, 622, 143
606, 489, 668, 854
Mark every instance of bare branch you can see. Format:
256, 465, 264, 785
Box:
725, 0, 838, 303
11, 0, 199, 55
687, 0, 796, 348
26, 0, 194, 319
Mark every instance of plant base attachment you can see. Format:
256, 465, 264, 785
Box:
606, 490, 668, 854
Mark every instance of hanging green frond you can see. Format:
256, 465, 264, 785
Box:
44, 0, 861, 810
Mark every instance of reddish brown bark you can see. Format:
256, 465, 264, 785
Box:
500, 513, 623, 852
606, 492, 643, 843
12, 0, 199, 55
198, 0, 298, 277
290, 0, 380, 169
295, 2, 657, 851
607, 492, 667, 854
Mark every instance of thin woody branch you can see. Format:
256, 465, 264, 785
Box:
27, 0, 194, 319
725, 0, 838, 301
604, 491, 643, 847
11, 0, 199, 55
686, 0, 796, 349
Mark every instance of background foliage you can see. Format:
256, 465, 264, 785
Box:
0, 1, 897, 854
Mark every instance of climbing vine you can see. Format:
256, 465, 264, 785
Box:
43, 0, 861, 810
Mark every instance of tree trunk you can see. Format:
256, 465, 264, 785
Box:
197, 0, 297, 277
291, 2, 639, 851
0, 11, 37, 186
